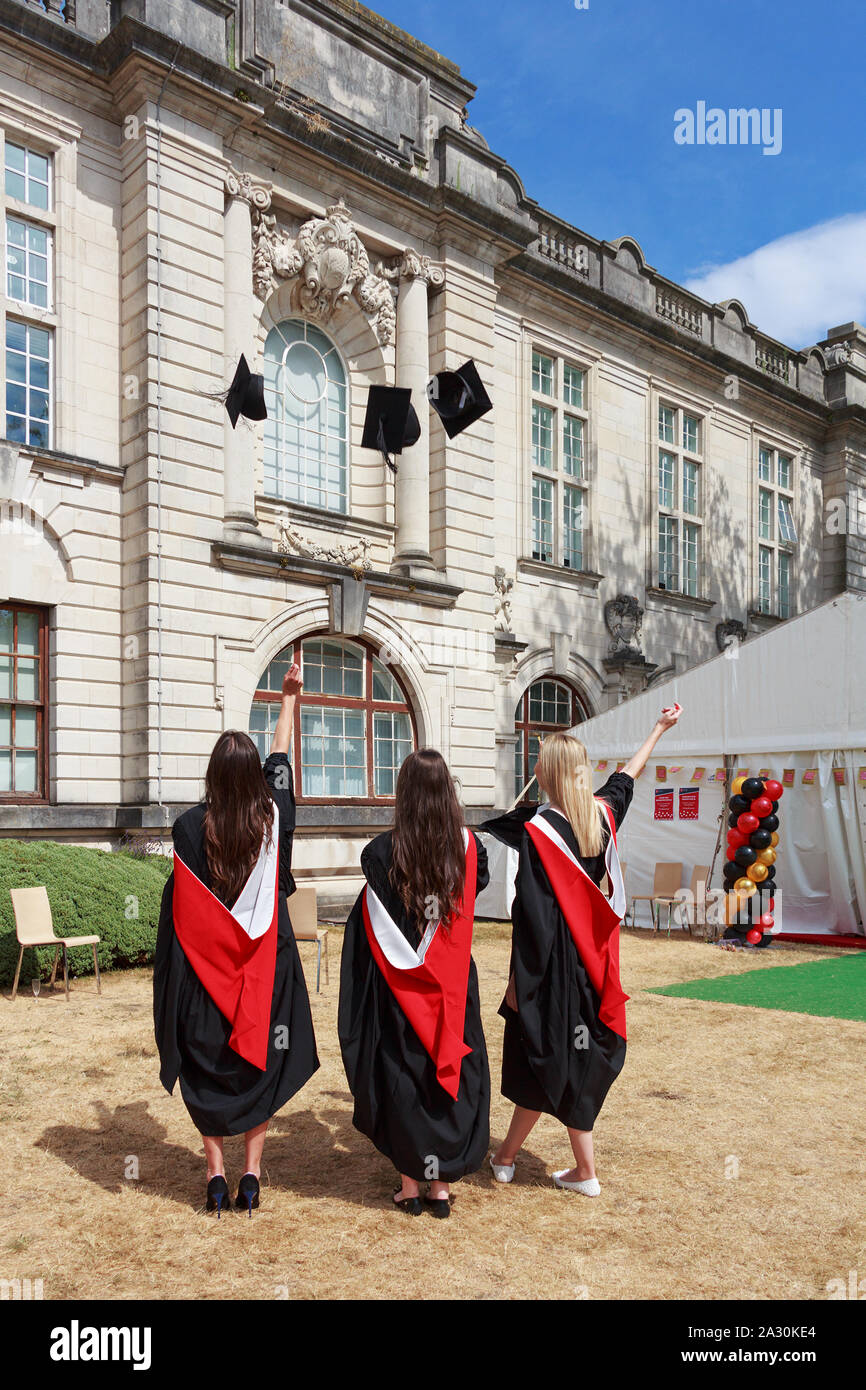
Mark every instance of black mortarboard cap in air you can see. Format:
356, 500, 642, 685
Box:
427, 359, 492, 439
225, 353, 267, 429
362, 385, 421, 472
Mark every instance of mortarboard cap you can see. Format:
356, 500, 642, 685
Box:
362, 385, 421, 472
427, 359, 492, 439
225, 353, 267, 429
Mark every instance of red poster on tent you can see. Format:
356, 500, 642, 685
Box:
654, 787, 674, 820
679, 787, 699, 819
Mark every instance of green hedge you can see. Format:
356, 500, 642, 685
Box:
0, 839, 173, 989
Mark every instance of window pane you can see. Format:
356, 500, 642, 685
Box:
300, 705, 366, 798
17, 659, 38, 701
514, 730, 523, 801
0, 609, 12, 651
372, 657, 402, 702
532, 476, 553, 562
0, 750, 10, 792
758, 488, 773, 540
778, 552, 791, 618
16, 610, 39, 656
682, 460, 699, 516
778, 496, 797, 544
563, 484, 583, 570
563, 415, 583, 477
658, 450, 676, 510
531, 403, 554, 469
0, 703, 10, 744
777, 454, 792, 490
15, 751, 37, 793
373, 711, 411, 796
563, 363, 584, 408
758, 447, 773, 482
0, 656, 12, 700
263, 319, 348, 513
532, 351, 554, 396
758, 546, 772, 612
659, 515, 678, 590
683, 521, 699, 597
15, 706, 37, 747
683, 414, 700, 453
658, 404, 675, 444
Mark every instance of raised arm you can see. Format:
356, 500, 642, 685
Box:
621, 702, 682, 779
271, 662, 302, 756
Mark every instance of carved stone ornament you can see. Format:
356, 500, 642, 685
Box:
604, 594, 644, 655
823, 341, 852, 368
277, 522, 372, 576
252, 199, 396, 343
494, 566, 514, 633
715, 617, 747, 653
380, 247, 445, 289
224, 166, 272, 212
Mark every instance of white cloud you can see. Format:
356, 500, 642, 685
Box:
683, 213, 866, 349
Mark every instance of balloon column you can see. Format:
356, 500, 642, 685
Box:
722, 775, 783, 947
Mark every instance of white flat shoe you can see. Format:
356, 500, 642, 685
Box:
552, 1170, 601, 1196
489, 1152, 515, 1184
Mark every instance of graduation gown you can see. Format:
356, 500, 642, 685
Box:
338, 829, 491, 1182
153, 752, 320, 1136
481, 772, 633, 1130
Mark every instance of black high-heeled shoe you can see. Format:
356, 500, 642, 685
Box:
235, 1172, 260, 1216
424, 1194, 452, 1219
206, 1175, 230, 1219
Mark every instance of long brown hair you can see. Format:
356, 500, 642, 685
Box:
536, 731, 607, 858
202, 730, 274, 907
389, 748, 466, 931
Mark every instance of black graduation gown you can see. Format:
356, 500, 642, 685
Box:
338, 830, 491, 1183
153, 752, 320, 1136
481, 772, 633, 1130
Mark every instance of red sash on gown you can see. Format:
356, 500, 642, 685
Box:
361, 831, 478, 1099
526, 802, 629, 1041
172, 809, 280, 1071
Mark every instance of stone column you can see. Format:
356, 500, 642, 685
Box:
391, 249, 444, 576
223, 166, 272, 547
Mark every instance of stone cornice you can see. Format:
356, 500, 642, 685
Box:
212, 538, 463, 608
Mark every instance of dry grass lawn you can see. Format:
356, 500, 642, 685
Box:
1, 924, 863, 1301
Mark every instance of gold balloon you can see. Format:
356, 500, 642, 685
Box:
732, 776, 746, 795
747, 862, 769, 882
735, 876, 757, 897
770, 832, 779, 847
758, 848, 776, 866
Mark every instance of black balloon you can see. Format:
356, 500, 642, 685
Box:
734, 846, 757, 868
771, 800, 779, 812
750, 829, 772, 850
764, 865, 777, 881
760, 814, 779, 832
741, 778, 765, 800
729, 811, 740, 829
730, 795, 750, 815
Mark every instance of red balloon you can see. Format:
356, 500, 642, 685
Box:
759, 913, 775, 930
726, 846, 737, 861
750, 796, 773, 818
737, 813, 759, 834
768, 897, 775, 911
764, 780, 783, 800
727, 829, 746, 848
746, 928, 763, 944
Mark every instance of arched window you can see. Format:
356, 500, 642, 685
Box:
514, 677, 587, 803
263, 319, 348, 513
249, 636, 415, 801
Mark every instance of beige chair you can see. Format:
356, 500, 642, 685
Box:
628, 862, 683, 932
9, 886, 101, 1002
679, 864, 712, 936
288, 884, 329, 992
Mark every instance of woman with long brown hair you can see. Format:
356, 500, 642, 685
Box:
338, 748, 490, 1218
153, 665, 319, 1215
482, 706, 681, 1195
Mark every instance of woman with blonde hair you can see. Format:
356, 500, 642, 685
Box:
481, 705, 681, 1195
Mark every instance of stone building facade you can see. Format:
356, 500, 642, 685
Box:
1, 0, 864, 908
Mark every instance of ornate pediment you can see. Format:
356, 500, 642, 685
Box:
252, 199, 396, 344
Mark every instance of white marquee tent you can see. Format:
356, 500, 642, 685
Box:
477, 592, 866, 937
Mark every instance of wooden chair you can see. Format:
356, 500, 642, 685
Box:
9, 886, 101, 1002
628, 863, 683, 932
288, 884, 329, 992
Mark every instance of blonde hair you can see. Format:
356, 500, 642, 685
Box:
535, 732, 606, 858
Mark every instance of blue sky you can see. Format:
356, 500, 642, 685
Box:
377, 0, 866, 349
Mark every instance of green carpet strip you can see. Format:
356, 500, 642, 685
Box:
649, 952, 866, 1023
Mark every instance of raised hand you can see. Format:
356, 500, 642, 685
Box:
282, 662, 303, 698
657, 702, 682, 732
